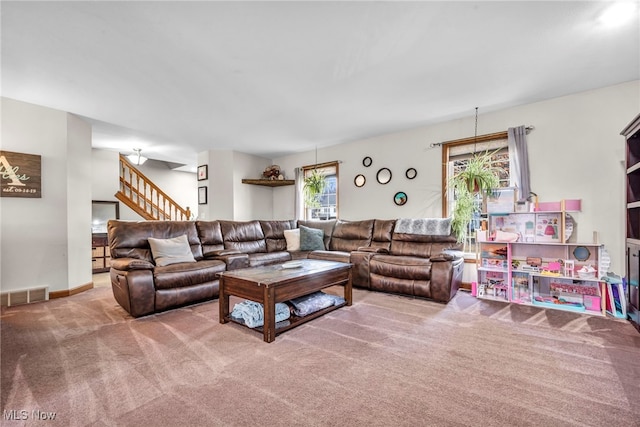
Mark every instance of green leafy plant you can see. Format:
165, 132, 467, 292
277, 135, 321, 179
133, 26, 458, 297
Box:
448, 150, 502, 243
303, 168, 326, 208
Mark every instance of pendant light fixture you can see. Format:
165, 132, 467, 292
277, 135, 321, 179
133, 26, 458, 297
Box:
127, 148, 147, 166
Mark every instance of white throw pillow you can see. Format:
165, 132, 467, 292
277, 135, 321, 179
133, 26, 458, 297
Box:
283, 228, 301, 251
148, 234, 197, 266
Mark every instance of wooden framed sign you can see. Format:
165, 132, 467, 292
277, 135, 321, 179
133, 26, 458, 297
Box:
0, 150, 42, 198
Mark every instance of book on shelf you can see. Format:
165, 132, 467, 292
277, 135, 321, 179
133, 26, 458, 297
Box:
605, 280, 627, 319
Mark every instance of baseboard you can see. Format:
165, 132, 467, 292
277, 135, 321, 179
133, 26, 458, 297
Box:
460, 281, 472, 291
49, 282, 94, 299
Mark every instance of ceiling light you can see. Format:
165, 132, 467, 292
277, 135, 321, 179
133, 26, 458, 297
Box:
599, 2, 637, 27
127, 148, 147, 165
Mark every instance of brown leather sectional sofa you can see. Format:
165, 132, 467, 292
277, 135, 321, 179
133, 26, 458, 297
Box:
107, 218, 464, 317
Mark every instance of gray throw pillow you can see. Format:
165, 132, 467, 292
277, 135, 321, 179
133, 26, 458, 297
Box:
148, 234, 197, 266
299, 225, 325, 251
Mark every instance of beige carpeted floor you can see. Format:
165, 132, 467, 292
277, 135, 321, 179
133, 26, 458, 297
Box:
92, 272, 111, 288
1, 284, 639, 427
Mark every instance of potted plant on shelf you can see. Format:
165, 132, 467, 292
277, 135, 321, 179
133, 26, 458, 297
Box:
448, 150, 502, 244
303, 168, 326, 208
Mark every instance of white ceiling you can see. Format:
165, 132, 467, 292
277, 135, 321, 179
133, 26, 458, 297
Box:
2, 1, 639, 171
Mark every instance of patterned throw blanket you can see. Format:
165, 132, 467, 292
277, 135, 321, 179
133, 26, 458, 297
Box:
231, 300, 290, 328
394, 218, 452, 236
288, 291, 345, 317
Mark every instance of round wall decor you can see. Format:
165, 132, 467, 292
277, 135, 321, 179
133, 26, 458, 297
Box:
354, 174, 366, 187
363, 156, 372, 167
394, 191, 407, 206
406, 168, 417, 179
376, 167, 392, 184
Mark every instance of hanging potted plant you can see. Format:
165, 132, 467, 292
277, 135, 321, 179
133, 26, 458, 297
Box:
303, 168, 326, 208
448, 149, 502, 244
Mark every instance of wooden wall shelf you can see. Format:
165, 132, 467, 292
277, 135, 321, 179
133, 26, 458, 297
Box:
242, 179, 295, 187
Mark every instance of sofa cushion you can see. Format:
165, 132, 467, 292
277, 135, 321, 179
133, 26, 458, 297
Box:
248, 251, 291, 267
390, 232, 460, 258
329, 219, 374, 252
196, 221, 225, 256
370, 219, 396, 252
260, 220, 297, 252
155, 282, 219, 312
368, 255, 433, 298
148, 235, 197, 266
369, 254, 432, 280
284, 229, 300, 251
153, 259, 226, 290
109, 220, 204, 262
300, 225, 325, 251
219, 220, 267, 254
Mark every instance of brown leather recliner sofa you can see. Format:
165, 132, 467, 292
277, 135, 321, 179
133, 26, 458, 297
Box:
107, 218, 463, 317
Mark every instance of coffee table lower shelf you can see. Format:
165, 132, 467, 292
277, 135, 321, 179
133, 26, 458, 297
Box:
218, 260, 353, 342
225, 301, 347, 335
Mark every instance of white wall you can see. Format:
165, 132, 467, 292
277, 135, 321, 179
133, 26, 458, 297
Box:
67, 114, 93, 287
91, 149, 122, 203
233, 151, 275, 220
1, 98, 92, 293
272, 81, 640, 274
197, 149, 276, 221
198, 150, 234, 220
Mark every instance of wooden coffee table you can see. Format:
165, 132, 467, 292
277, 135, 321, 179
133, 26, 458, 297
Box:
218, 259, 352, 342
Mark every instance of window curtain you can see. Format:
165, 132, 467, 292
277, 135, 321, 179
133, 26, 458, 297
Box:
508, 125, 531, 202
294, 167, 303, 220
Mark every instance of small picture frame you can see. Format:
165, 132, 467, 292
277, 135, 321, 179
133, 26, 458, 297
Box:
197, 165, 208, 181
485, 187, 516, 213
198, 186, 208, 205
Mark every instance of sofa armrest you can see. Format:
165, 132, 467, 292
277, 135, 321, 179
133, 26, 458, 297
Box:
429, 258, 461, 303
431, 250, 465, 262
109, 268, 155, 317
429, 253, 454, 262
349, 250, 376, 289
110, 257, 155, 271
209, 253, 249, 270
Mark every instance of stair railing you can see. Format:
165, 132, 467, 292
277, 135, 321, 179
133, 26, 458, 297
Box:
115, 154, 192, 221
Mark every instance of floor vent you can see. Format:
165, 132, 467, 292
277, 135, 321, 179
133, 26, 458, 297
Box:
1, 287, 49, 307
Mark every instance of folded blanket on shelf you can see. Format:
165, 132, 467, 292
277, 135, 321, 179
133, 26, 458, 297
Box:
288, 291, 346, 317
230, 300, 290, 328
